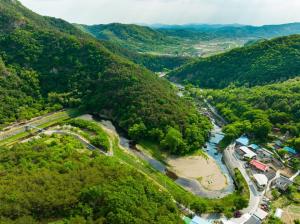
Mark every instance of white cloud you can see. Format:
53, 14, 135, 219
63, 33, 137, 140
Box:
19, 0, 300, 25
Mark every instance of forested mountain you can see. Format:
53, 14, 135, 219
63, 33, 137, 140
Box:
155, 22, 300, 39
0, 134, 181, 223
203, 78, 300, 152
102, 41, 191, 72
169, 35, 300, 88
76, 23, 179, 53
0, 0, 211, 155
0, 58, 61, 128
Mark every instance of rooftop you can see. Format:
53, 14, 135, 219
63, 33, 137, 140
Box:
236, 136, 249, 146
250, 160, 269, 172
240, 146, 257, 158
283, 146, 297, 155
274, 208, 283, 218
254, 208, 268, 220
249, 144, 260, 151
253, 174, 268, 186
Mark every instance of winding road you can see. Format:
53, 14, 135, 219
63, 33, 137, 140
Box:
225, 144, 263, 214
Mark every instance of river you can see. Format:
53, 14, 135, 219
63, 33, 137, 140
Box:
86, 112, 235, 198
79, 82, 235, 198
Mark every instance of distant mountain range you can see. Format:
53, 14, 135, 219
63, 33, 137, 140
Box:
75, 23, 180, 53
169, 34, 300, 88
78, 22, 300, 58
79, 22, 300, 43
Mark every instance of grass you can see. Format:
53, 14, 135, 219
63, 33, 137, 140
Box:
138, 140, 168, 164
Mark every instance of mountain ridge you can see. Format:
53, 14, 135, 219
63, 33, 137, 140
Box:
169, 34, 300, 88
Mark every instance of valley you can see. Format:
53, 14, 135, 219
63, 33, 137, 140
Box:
0, 0, 300, 223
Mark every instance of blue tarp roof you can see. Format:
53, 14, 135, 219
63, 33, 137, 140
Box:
236, 136, 249, 146
283, 146, 297, 155
191, 216, 210, 224
249, 144, 260, 150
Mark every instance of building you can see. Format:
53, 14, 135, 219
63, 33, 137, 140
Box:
238, 146, 257, 159
244, 216, 261, 224
274, 208, 283, 219
253, 174, 268, 190
250, 160, 269, 172
249, 144, 260, 151
236, 136, 250, 146
282, 146, 297, 155
259, 148, 274, 159
273, 175, 293, 191
253, 208, 268, 221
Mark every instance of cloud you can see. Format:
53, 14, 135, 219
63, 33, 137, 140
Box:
19, 0, 300, 25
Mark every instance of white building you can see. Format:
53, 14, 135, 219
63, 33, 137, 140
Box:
239, 146, 257, 159
253, 174, 268, 190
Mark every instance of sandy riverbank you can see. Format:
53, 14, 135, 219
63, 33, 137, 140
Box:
168, 155, 227, 191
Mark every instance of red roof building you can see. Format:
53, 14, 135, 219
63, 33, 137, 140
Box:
250, 160, 269, 172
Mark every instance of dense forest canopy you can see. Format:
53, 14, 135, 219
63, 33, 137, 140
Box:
0, 57, 61, 128
0, 0, 211, 154
0, 135, 181, 223
155, 22, 300, 39
76, 23, 179, 53
203, 78, 300, 152
169, 35, 300, 88
102, 41, 191, 72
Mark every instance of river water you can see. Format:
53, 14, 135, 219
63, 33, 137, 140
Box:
94, 114, 235, 198
79, 82, 235, 198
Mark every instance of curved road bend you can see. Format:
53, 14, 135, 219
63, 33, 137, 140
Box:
224, 144, 263, 214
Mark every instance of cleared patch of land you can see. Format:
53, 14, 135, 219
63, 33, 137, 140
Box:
282, 204, 300, 224
167, 155, 227, 191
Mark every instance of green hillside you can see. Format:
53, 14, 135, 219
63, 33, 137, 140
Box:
156, 23, 300, 39
203, 78, 300, 152
0, 134, 181, 223
0, 57, 61, 129
0, 0, 211, 155
169, 35, 300, 88
77, 23, 180, 53
102, 41, 191, 72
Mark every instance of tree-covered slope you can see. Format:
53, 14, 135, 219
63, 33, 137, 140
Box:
169, 35, 300, 88
0, 135, 181, 223
0, 0, 211, 154
203, 78, 300, 150
156, 23, 300, 39
0, 57, 61, 129
77, 23, 179, 53
102, 41, 191, 72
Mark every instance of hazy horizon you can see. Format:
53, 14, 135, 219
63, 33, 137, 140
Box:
19, 0, 300, 26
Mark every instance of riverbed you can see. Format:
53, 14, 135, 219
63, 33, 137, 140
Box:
80, 113, 235, 199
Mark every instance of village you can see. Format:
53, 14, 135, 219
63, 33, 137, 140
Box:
184, 135, 300, 224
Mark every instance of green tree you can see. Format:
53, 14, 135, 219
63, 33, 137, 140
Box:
128, 123, 147, 141
161, 127, 186, 154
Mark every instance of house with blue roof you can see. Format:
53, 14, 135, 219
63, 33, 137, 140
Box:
283, 146, 297, 155
236, 136, 249, 146
249, 144, 260, 151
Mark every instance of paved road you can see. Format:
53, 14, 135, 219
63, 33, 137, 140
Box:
225, 144, 263, 215
0, 111, 68, 142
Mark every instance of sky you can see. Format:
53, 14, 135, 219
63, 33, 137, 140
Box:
19, 0, 300, 26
